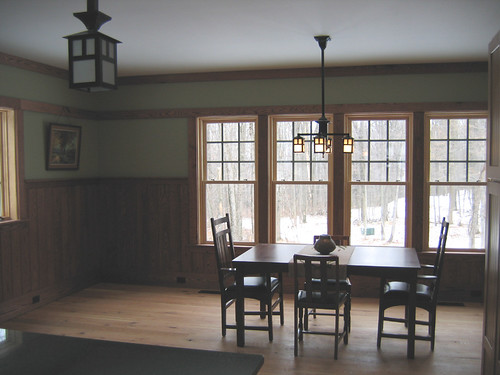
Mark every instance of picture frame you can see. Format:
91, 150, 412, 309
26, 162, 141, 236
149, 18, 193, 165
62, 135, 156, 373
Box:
46, 123, 82, 170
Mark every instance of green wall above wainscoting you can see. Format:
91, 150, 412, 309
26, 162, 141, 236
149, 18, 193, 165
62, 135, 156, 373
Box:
1, 62, 488, 180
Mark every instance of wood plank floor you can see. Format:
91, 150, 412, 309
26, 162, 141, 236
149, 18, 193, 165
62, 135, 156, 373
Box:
1, 283, 483, 375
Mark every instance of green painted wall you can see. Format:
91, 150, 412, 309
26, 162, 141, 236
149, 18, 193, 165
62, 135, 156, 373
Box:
0, 63, 488, 180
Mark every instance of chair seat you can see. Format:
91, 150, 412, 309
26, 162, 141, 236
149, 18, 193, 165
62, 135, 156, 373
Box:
297, 290, 348, 307
225, 276, 279, 298
383, 281, 432, 302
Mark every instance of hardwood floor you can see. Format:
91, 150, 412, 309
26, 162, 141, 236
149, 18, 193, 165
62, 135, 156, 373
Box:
1, 283, 483, 375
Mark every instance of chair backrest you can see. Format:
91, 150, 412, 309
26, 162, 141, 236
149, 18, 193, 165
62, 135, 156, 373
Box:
431, 219, 449, 303
431, 217, 448, 275
210, 214, 235, 290
294, 254, 341, 305
313, 234, 350, 246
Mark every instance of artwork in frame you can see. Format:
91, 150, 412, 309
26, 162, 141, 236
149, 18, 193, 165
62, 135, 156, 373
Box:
47, 123, 82, 170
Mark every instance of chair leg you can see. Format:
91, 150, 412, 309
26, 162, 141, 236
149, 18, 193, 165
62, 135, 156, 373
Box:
377, 304, 384, 348
298, 307, 304, 341
267, 296, 273, 342
304, 308, 309, 331
260, 300, 266, 319
294, 303, 298, 356
279, 273, 284, 325
221, 299, 227, 337
430, 309, 436, 351
334, 307, 339, 360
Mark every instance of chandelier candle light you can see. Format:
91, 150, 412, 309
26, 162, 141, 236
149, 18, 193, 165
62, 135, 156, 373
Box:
293, 36, 354, 154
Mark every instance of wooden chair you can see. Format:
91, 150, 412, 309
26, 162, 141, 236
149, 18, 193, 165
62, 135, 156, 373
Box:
377, 219, 449, 350
294, 253, 349, 359
210, 214, 283, 341
305, 235, 351, 332
418, 217, 447, 281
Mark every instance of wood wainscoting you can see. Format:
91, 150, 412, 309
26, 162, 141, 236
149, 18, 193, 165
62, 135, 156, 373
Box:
0, 177, 485, 323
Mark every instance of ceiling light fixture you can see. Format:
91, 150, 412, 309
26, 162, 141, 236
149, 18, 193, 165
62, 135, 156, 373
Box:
293, 36, 354, 154
64, 0, 120, 92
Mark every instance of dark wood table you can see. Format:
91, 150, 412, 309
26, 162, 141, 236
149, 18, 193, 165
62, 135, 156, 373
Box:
347, 246, 421, 358
232, 244, 420, 359
232, 243, 305, 347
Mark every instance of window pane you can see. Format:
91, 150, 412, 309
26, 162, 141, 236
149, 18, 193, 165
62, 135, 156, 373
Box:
449, 163, 467, 182
352, 120, 368, 140
449, 119, 467, 139
223, 122, 239, 141
369, 163, 386, 182
370, 142, 387, 161
224, 143, 239, 161
370, 120, 387, 140
207, 163, 221, 180
294, 163, 311, 180
429, 185, 486, 249
469, 119, 487, 139
430, 119, 448, 139
449, 141, 466, 161
240, 163, 255, 180
430, 162, 447, 181
206, 123, 221, 142
388, 162, 405, 181
205, 183, 254, 242
469, 140, 486, 161
430, 141, 447, 160
276, 121, 292, 141
312, 163, 328, 181
275, 184, 328, 243
469, 163, 486, 182
276, 142, 292, 162
240, 122, 255, 141
350, 185, 406, 246
240, 142, 254, 162
352, 162, 368, 181
206, 143, 221, 161
223, 163, 238, 180
388, 120, 406, 140
352, 141, 368, 162
276, 163, 292, 181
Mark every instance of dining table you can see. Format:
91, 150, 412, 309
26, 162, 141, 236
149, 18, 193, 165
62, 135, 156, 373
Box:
231, 243, 421, 359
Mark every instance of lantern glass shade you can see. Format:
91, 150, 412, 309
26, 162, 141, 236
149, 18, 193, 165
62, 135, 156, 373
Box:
325, 137, 332, 153
293, 135, 305, 153
343, 136, 354, 154
65, 31, 120, 92
314, 135, 326, 153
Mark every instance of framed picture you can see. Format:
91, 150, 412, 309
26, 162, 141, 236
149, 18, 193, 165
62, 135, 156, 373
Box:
47, 123, 81, 170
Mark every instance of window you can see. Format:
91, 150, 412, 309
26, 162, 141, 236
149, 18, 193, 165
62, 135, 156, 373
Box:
272, 115, 333, 243
198, 117, 257, 243
347, 115, 411, 247
427, 114, 487, 249
0, 108, 20, 221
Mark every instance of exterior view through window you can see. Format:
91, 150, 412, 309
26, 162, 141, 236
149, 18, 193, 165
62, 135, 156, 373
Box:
348, 116, 409, 246
274, 117, 331, 243
428, 116, 487, 249
200, 118, 256, 243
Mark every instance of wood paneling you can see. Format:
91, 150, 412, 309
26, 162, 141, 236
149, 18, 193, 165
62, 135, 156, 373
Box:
0, 179, 102, 322
99, 178, 190, 285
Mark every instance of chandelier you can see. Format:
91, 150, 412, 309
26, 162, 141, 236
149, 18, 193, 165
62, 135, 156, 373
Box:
293, 36, 354, 154
65, 0, 121, 92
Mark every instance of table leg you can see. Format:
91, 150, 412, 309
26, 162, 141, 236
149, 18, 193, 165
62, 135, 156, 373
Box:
407, 273, 417, 359
236, 268, 245, 347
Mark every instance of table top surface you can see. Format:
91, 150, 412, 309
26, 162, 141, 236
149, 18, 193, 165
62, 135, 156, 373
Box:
347, 246, 420, 270
233, 243, 420, 270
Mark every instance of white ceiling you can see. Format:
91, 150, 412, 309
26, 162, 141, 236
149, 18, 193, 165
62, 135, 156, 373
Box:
1, 0, 499, 77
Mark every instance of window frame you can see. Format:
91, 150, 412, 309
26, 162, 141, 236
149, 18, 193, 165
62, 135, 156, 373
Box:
0, 107, 22, 223
197, 116, 258, 245
345, 113, 413, 247
424, 111, 488, 252
270, 114, 336, 243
